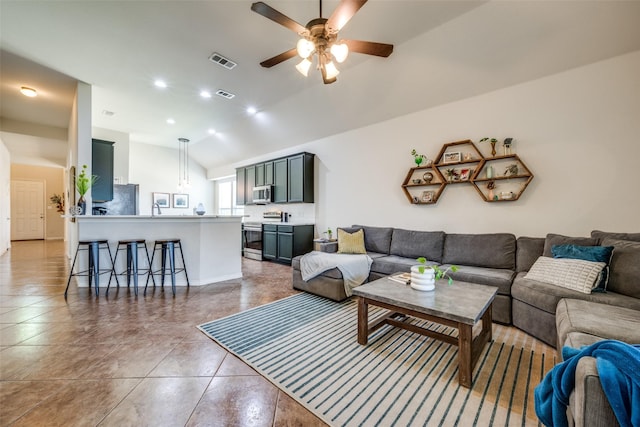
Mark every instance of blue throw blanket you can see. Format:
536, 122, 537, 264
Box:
534, 340, 640, 427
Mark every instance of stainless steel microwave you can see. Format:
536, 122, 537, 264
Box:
252, 185, 273, 204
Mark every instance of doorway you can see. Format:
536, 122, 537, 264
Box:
10, 180, 45, 240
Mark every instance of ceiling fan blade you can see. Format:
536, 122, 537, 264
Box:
326, 0, 367, 32
343, 39, 394, 57
260, 48, 298, 68
251, 2, 307, 34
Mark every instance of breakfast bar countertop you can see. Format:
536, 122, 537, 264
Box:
72, 214, 242, 288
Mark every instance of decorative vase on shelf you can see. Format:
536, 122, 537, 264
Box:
77, 196, 86, 215
410, 265, 436, 291
195, 203, 206, 216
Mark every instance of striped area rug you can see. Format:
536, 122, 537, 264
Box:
199, 293, 554, 427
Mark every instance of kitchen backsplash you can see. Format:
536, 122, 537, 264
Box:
243, 203, 316, 223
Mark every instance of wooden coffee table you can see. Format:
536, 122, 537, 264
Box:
352, 276, 497, 388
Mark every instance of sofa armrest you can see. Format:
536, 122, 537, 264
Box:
569, 356, 618, 427
318, 241, 338, 253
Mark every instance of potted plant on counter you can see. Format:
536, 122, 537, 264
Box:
410, 257, 459, 291
75, 164, 98, 215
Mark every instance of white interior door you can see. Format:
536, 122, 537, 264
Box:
10, 180, 45, 240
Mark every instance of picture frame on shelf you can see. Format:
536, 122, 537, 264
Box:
421, 190, 435, 203
173, 193, 189, 208
459, 168, 471, 181
443, 152, 462, 163
152, 192, 170, 207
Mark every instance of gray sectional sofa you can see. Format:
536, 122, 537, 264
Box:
293, 225, 518, 324
292, 226, 640, 344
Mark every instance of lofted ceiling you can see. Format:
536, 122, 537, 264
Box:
2, 1, 640, 172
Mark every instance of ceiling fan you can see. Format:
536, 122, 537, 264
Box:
251, 0, 394, 84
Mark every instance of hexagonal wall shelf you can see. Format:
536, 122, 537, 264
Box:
401, 165, 446, 204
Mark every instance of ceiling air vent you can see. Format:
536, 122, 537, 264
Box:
209, 52, 237, 70
215, 89, 235, 100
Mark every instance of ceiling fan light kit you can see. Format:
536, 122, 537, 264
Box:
251, 0, 393, 84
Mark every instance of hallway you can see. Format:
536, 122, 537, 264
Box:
0, 240, 325, 426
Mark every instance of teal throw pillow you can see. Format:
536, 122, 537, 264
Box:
551, 244, 614, 291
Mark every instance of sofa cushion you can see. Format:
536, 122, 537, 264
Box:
542, 233, 597, 257
389, 229, 445, 263
351, 225, 394, 254
556, 299, 640, 349
524, 257, 605, 294
551, 244, 614, 291
591, 230, 640, 244
337, 229, 366, 254
512, 272, 640, 315
370, 255, 436, 276
601, 238, 640, 299
442, 233, 516, 269
442, 264, 515, 295
516, 236, 545, 272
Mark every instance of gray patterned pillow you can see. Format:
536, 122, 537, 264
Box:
524, 256, 605, 294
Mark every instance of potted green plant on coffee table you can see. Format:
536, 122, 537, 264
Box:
410, 257, 459, 291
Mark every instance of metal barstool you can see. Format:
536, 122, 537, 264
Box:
65, 239, 115, 298
107, 239, 155, 296
145, 239, 189, 296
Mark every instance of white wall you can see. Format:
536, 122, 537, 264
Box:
129, 142, 214, 215
0, 138, 11, 255
214, 50, 640, 238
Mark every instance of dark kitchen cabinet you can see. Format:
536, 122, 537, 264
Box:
236, 167, 246, 205
236, 152, 314, 205
262, 224, 314, 265
262, 226, 278, 261
288, 153, 314, 203
264, 161, 274, 185
273, 158, 288, 203
245, 165, 255, 204
91, 139, 114, 202
255, 163, 265, 186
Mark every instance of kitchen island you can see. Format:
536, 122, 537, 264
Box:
72, 215, 242, 288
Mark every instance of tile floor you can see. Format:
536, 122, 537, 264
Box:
0, 240, 326, 426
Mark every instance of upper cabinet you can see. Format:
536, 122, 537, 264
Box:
287, 153, 314, 203
91, 139, 114, 202
236, 167, 246, 205
273, 158, 288, 203
236, 152, 315, 205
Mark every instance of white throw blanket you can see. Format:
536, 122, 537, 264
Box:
300, 251, 373, 297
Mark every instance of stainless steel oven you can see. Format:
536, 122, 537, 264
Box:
242, 222, 263, 261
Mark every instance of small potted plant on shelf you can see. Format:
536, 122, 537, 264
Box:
411, 149, 430, 167
410, 257, 459, 291
75, 164, 98, 215
479, 137, 498, 157
445, 168, 459, 182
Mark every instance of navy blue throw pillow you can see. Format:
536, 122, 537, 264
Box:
551, 244, 614, 291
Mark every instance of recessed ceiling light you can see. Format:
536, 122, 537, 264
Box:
20, 86, 37, 97
208, 128, 216, 135
246, 106, 257, 115
200, 90, 212, 99
167, 118, 175, 124
154, 79, 167, 88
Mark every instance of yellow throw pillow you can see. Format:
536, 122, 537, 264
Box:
337, 229, 366, 254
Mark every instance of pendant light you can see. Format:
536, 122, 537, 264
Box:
177, 138, 191, 191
